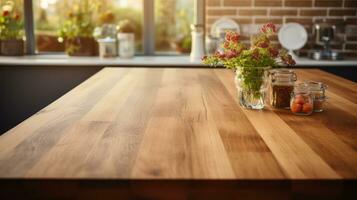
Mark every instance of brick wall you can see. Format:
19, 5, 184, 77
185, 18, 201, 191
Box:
205, 0, 357, 57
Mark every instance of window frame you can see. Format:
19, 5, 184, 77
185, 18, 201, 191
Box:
23, 0, 35, 54
23, 0, 204, 56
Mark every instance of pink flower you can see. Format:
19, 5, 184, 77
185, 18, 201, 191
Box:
252, 48, 260, 60
253, 35, 270, 49
223, 41, 230, 49
281, 54, 296, 66
215, 51, 226, 59
225, 50, 237, 59
259, 41, 269, 48
286, 55, 296, 65
230, 34, 240, 43
225, 33, 231, 42
225, 31, 240, 43
268, 47, 279, 58
261, 22, 276, 34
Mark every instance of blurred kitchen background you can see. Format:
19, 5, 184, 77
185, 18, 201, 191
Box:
205, 0, 357, 58
7, 0, 357, 57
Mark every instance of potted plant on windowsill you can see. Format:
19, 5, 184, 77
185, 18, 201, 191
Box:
117, 19, 135, 58
202, 23, 296, 110
0, 1, 24, 56
58, 1, 96, 56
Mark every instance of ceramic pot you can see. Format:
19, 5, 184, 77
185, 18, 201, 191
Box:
117, 33, 135, 58
0, 39, 24, 56
65, 37, 97, 56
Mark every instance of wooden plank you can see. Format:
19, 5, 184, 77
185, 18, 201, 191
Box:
81, 68, 144, 122
273, 109, 357, 178
296, 69, 357, 104
0, 68, 131, 177
26, 68, 144, 178
0, 68, 116, 155
324, 91, 357, 118
295, 69, 357, 149
26, 121, 111, 178
75, 68, 164, 178
132, 69, 235, 179
214, 69, 341, 179
197, 69, 286, 179
0, 67, 356, 180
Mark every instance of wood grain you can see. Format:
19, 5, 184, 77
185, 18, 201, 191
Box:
0, 67, 356, 180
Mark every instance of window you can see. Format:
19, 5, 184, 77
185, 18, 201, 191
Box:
155, 0, 193, 54
22, 0, 200, 55
0, 0, 24, 39
34, 0, 143, 53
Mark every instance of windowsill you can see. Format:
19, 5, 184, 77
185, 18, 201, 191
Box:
0, 55, 356, 67
0, 55, 204, 67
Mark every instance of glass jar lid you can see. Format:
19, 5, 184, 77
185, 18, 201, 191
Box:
270, 68, 297, 83
308, 81, 327, 99
307, 81, 327, 91
294, 82, 310, 94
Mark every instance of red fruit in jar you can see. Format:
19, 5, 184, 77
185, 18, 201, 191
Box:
294, 95, 305, 104
302, 103, 313, 113
291, 103, 302, 113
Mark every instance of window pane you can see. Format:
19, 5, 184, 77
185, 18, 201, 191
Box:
155, 0, 193, 54
0, 0, 24, 40
34, 0, 143, 53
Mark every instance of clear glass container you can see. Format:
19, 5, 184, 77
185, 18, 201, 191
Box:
270, 69, 297, 109
118, 33, 135, 58
308, 81, 327, 112
290, 82, 314, 115
235, 67, 270, 110
98, 37, 117, 58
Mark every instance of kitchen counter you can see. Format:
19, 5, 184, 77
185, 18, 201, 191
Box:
0, 68, 356, 199
0, 55, 357, 67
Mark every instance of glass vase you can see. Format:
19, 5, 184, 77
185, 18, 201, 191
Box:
234, 67, 269, 110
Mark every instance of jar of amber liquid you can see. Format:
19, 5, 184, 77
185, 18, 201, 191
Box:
270, 69, 297, 109
290, 83, 314, 115
308, 81, 327, 112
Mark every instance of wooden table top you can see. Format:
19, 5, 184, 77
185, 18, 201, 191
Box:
0, 67, 356, 180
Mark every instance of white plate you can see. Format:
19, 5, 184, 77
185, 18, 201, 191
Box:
210, 17, 240, 38
278, 23, 308, 51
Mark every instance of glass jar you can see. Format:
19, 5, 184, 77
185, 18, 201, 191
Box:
270, 69, 297, 109
308, 81, 327, 112
235, 67, 270, 110
98, 37, 118, 58
117, 32, 135, 58
290, 82, 314, 115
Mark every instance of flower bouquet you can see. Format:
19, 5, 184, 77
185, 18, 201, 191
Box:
202, 23, 296, 109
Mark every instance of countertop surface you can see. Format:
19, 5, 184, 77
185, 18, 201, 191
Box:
0, 55, 357, 67
0, 67, 356, 180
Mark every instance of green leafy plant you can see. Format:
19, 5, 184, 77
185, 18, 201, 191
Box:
203, 23, 296, 96
0, 1, 23, 40
58, 0, 96, 54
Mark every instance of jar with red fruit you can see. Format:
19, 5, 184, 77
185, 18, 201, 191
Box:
270, 68, 297, 109
290, 83, 314, 115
